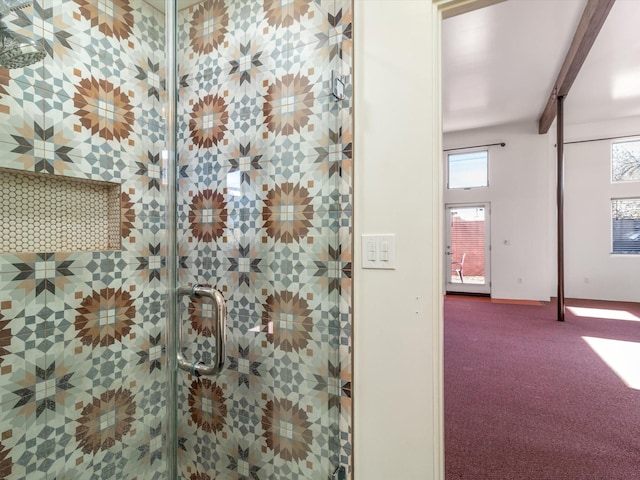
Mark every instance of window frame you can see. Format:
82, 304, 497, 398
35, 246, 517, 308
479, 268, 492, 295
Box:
446, 149, 489, 190
611, 137, 640, 184
611, 197, 640, 255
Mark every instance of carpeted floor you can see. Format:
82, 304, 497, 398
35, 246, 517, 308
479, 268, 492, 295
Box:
445, 297, 640, 479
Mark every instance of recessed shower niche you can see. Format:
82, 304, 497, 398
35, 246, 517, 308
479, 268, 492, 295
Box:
0, 168, 121, 252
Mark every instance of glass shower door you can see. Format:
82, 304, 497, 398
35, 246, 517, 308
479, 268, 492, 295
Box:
169, 1, 352, 478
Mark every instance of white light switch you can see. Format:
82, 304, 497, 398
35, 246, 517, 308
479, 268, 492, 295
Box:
362, 234, 396, 269
380, 242, 389, 261
367, 240, 377, 261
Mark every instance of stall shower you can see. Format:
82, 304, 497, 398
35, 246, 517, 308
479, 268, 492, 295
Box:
0, 0, 353, 478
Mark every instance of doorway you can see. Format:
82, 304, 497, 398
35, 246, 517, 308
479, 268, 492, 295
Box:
445, 203, 491, 295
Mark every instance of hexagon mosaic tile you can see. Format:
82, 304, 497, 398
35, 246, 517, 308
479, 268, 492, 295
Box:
0, 169, 121, 253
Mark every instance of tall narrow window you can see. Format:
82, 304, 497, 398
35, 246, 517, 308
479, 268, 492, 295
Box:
612, 198, 640, 254
612, 140, 640, 182
447, 150, 488, 189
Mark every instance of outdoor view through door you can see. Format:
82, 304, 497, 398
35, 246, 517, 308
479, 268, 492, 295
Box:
446, 205, 491, 295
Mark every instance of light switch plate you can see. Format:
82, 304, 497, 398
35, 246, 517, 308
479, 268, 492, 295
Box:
362, 234, 396, 269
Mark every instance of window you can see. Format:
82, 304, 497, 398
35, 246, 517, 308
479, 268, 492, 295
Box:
447, 150, 488, 189
612, 198, 640, 254
612, 140, 640, 182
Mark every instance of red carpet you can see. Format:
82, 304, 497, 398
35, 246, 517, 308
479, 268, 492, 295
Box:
445, 297, 640, 479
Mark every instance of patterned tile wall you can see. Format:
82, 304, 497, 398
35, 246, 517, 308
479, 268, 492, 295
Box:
175, 1, 353, 479
0, 168, 121, 253
0, 1, 168, 479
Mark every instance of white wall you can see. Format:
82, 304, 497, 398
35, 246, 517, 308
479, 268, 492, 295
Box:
548, 122, 558, 300
354, 1, 442, 479
444, 121, 553, 301
563, 116, 640, 302
444, 116, 640, 303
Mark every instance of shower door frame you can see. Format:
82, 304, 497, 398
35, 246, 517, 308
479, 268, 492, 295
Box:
164, 0, 178, 478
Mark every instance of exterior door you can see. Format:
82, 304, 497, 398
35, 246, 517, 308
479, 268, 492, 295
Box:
445, 204, 491, 295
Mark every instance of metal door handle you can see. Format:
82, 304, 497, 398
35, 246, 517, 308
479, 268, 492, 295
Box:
177, 284, 227, 377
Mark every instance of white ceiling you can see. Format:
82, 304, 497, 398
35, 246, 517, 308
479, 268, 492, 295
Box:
565, 0, 640, 125
442, 0, 640, 133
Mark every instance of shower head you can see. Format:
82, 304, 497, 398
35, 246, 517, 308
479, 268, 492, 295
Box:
0, 1, 43, 70
0, 1, 32, 17
0, 20, 45, 69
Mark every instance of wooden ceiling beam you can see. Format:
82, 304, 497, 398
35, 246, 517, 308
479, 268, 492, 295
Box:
538, 0, 616, 134
441, 0, 509, 20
